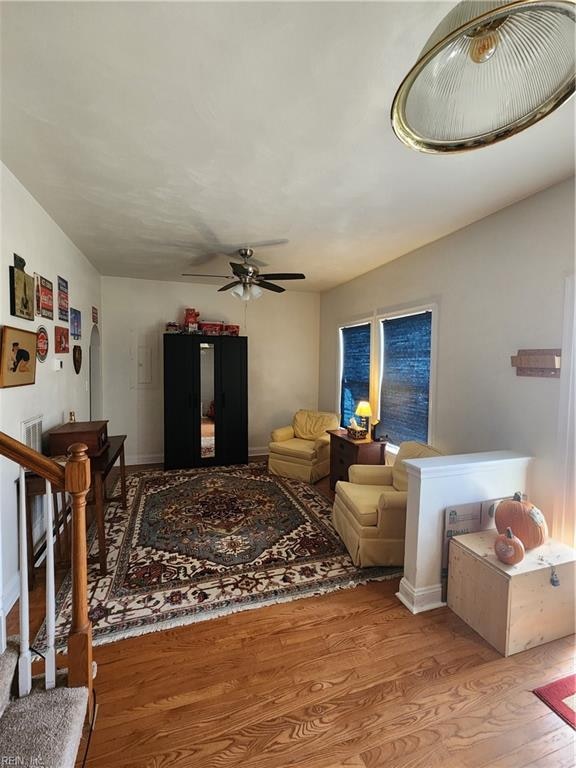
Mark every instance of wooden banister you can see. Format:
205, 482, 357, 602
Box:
0, 431, 65, 488
64, 443, 93, 714
0, 431, 93, 714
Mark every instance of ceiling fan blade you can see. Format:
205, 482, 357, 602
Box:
259, 273, 305, 281
257, 280, 285, 293
181, 273, 231, 278
218, 281, 241, 292
230, 262, 249, 276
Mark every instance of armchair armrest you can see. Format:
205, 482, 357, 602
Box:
313, 434, 331, 450
349, 464, 393, 485
378, 490, 408, 512
270, 425, 294, 443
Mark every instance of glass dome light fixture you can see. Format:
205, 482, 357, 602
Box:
230, 280, 263, 301
391, 0, 576, 153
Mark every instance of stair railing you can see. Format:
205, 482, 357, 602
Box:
0, 432, 93, 708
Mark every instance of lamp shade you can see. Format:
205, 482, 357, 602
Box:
230, 282, 263, 301
391, 0, 576, 153
355, 401, 372, 418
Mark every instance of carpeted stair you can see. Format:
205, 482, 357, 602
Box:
0, 641, 88, 768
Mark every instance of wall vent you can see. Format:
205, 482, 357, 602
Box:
21, 415, 43, 453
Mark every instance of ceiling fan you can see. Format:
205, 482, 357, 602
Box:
182, 247, 305, 300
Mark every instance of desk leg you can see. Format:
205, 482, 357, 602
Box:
94, 472, 107, 576
120, 445, 127, 509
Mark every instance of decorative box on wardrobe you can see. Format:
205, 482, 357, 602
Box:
163, 334, 248, 470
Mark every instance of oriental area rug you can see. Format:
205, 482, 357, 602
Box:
35, 462, 401, 651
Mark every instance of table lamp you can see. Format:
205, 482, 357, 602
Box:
355, 401, 372, 434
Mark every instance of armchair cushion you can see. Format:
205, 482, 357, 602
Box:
349, 464, 393, 486
292, 410, 340, 440
269, 438, 319, 461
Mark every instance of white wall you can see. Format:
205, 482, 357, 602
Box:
0, 164, 101, 611
101, 277, 320, 463
319, 179, 575, 521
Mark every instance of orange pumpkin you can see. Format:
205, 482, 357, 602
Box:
494, 527, 525, 565
495, 492, 548, 550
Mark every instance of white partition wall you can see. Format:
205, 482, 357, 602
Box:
397, 451, 531, 614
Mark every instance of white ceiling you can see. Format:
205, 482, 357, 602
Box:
1, 1, 574, 292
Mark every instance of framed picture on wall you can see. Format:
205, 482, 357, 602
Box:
57, 276, 69, 322
9, 266, 34, 321
70, 308, 81, 339
35, 273, 54, 319
55, 326, 69, 354
0, 325, 37, 387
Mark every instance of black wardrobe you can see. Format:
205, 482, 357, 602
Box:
163, 334, 248, 470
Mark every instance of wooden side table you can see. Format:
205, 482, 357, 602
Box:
327, 429, 385, 491
448, 531, 575, 656
90, 435, 128, 576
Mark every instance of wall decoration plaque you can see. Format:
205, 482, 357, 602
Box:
55, 326, 69, 354
9, 266, 34, 321
34, 274, 54, 319
73, 345, 82, 374
57, 276, 69, 322
0, 325, 37, 387
92, 306, 99, 324
36, 325, 49, 362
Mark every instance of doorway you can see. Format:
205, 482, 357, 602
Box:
89, 324, 103, 420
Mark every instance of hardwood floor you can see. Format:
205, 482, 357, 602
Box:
7, 465, 575, 768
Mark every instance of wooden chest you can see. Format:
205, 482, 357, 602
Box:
448, 531, 575, 656
48, 420, 109, 458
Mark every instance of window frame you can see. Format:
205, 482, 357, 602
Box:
375, 302, 438, 448
335, 302, 438, 448
336, 316, 373, 425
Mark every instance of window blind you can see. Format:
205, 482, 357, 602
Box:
378, 312, 431, 444
340, 323, 371, 428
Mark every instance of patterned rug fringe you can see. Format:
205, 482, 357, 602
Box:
86, 571, 399, 648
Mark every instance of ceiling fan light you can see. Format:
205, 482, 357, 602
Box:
230, 283, 247, 300
249, 284, 263, 299
391, 0, 576, 153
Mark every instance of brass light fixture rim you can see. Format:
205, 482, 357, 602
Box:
390, 0, 576, 154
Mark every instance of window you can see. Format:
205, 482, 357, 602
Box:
377, 311, 432, 445
339, 323, 370, 428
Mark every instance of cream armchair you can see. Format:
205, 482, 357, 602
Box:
332, 441, 442, 567
268, 409, 340, 483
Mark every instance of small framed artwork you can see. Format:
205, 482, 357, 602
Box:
70, 308, 82, 339
9, 266, 34, 321
0, 326, 37, 387
36, 325, 49, 362
92, 306, 99, 324
55, 326, 69, 354
35, 274, 54, 319
57, 276, 69, 322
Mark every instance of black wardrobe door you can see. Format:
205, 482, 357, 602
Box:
163, 335, 199, 469
217, 336, 248, 465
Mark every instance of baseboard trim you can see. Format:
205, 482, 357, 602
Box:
396, 577, 446, 614
127, 449, 269, 466
249, 447, 269, 457
126, 453, 163, 467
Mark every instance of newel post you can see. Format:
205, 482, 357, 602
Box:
65, 443, 93, 707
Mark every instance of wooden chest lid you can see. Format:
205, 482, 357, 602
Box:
48, 420, 108, 435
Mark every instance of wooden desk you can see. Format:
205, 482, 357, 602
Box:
327, 429, 386, 491
90, 435, 127, 576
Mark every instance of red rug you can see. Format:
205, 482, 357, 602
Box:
534, 674, 576, 729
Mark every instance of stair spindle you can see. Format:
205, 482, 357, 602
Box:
44, 481, 56, 689
18, 465, 31, 697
